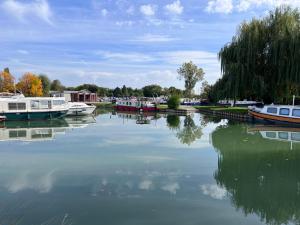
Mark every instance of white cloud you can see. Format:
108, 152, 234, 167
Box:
140, 4, 156, 16
17, 49, 29, 55
115, 20, 134, 26
139, 180, 153, 190
200, 184, 227, 200
101, 8, 108, 17
2, 0, 53, 24
206, 0, 233, 14
207, 0, 300, 14
134, 34, 178, 43
97, 51, 154, 62
165, 0, 184, 15
161, 182, 180, 194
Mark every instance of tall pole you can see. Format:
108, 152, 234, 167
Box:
293, 95, 295, 106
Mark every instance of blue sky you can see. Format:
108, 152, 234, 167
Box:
0, 0, 299, 90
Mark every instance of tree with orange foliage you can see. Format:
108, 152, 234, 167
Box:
16, 73, 43, 97
0, 68, 15, 92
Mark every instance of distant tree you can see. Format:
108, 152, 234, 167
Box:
200, 80, 211, 99
177, 61, 205, 97
113, 87, 122, 97
142, 84, 162, 97
121, 85, 129, 96
76, 84, 98, 93
133, 88, 144, 97
51, 79, 64, 91
97, 87, 110, 97
0, 68, 15, 92
17, 73, 43, 97
168, 86, 183, 97
38, 74, 51, 96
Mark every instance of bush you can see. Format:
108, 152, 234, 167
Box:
167, 95, 180, 109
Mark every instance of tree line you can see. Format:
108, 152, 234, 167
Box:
0, 68, 186, 97
207, 7, 300, 104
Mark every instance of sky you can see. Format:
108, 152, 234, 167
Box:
1, 0, 300, 90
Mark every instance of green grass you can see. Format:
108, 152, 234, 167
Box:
157, 104, 168, 109
196, 106, 248, 114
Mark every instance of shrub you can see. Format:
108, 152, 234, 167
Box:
167, 95, 180, 109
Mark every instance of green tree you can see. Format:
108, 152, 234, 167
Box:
75, 84, 98, 93
176, 116, 203, 145
39, 74, 51, 96
113, 87, 122, 97
166, 115, 180, 130
50, 79, 64, 91
177, 61, 205, 97
121, 85, 129, 96
142, 84, 162, 97
167, 95, 181, 109
214, 6, 300, 104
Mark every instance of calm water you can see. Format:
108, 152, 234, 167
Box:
0, 111, 299, 225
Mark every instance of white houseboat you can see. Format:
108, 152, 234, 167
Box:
115, 99, 157, 112
0, 95, 69, 120
67, 102, 96, 116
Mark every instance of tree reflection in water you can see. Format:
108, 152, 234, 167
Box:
211, 123, 300, 225
166, 115, 204, 145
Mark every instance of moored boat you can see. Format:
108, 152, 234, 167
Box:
115, 99, 157, 112
0, 95, 69, 121
249, 105, 300, 125
67, 102, 96, 116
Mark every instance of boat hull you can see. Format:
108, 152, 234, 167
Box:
0, 110, 68, 121
114, 105, 157, 112
249, 110, 300, 125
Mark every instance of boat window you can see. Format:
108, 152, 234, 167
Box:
266, 132, 276, 138
292, 109, 300, 117
40, 100, 50, 109
9, 130, 26, 138
53, 100, 65, 106
279, 108, 290, 116
31, 100, 39, 109
267, 107, 277, 114
8, 102, 26, 110
278, 132, 288, 140
291, 133, 300, 141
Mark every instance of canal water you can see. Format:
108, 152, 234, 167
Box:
0, 111, 299, 225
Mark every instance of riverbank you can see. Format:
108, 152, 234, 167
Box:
196, 106, 251, 122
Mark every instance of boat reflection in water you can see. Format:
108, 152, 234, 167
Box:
115, 111, 160, 125
211, 123, 300, 225
0, 116, 96, 142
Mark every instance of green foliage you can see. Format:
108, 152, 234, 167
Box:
213, 7, 300, 104
167, 95, 181, 109
50, 79, 64, 91
142, 84, 162, 97
75, 84, 98, 93
176, 116, 203, 145
177, 61, 205, 97
38, 74, 51, 96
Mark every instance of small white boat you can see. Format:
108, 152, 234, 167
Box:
67, 102, 96, 116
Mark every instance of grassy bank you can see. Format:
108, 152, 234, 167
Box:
195, 106, 248, 114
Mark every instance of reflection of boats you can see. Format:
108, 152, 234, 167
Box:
115, 99, 157, 112
248, 125, 300, 143
116, 111, 157, 124
0, 116, 96, 141
249, 105, 300, 125
67, 102, 96, 116
0, 94, 69, 120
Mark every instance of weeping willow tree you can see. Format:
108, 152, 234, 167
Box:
212, 7, 300, 104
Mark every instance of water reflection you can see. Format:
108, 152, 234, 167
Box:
211, 123, 300, 225
0, 116, 96, 141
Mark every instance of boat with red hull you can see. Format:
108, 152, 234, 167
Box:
115, 99, 157, 112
